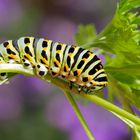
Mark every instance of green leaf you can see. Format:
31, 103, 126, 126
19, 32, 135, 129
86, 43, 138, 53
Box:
119, 0, 140, 14
75, 24, 97, 47
105, 65, 140, 76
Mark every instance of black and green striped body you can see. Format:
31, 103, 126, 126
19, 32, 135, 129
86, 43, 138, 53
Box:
0, 36, 108, 92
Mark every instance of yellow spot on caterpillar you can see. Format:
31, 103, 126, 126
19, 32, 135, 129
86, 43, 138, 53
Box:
25, 54, 34, 62
69, 53, 73, 57
6, 45, 11, 49
77, 69, 82, 76
26, 43, 30, 46
42, 58, 48, 64
54, 60, 60, 67
56, 50, 61, 53
92, 81, 97, 86
82, 58, 86, 61
88, 52, 92, 55
9, 54, 18, 60
43, 47, 47, 51
44, 39, 49, 41
64, 64, 69, 72
88, 76, 93, 81
100, 82, 108, 86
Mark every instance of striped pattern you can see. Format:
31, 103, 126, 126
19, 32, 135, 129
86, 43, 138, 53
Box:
0, 36, 108, 93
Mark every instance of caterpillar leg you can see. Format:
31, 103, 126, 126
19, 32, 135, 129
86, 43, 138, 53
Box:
78, 85, 83, 92
82, 87, 90, 93
22, 58, 33, 68
69, 81, 73, 90
7, 59, 17, 64
35, 63, 48, 77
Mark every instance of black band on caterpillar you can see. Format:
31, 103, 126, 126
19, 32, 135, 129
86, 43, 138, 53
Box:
0, 36, 108, 93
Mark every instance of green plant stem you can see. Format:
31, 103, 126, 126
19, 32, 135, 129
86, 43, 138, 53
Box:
78, 93, 140, 125
64, 92, 95, 140
0, 64, 140, 126
0, 64, 33, 76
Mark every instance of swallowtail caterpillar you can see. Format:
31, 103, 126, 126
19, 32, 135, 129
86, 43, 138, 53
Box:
0, 37, 108, 93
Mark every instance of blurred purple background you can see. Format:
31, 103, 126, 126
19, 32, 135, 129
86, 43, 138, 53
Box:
0, 0, 131, 140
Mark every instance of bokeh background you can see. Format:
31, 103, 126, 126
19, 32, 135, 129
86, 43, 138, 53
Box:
0, 0, 131, 140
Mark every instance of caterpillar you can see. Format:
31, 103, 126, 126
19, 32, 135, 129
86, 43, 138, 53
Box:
0, 36, 108, 93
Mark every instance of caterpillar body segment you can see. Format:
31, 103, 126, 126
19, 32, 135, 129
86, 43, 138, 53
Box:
35, 38, 52, 76
0, 36, 108, 93
60, 44, 72, 78
0, 40, 20, 63
50, 42, 67, 77
17, 37, 36, 68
